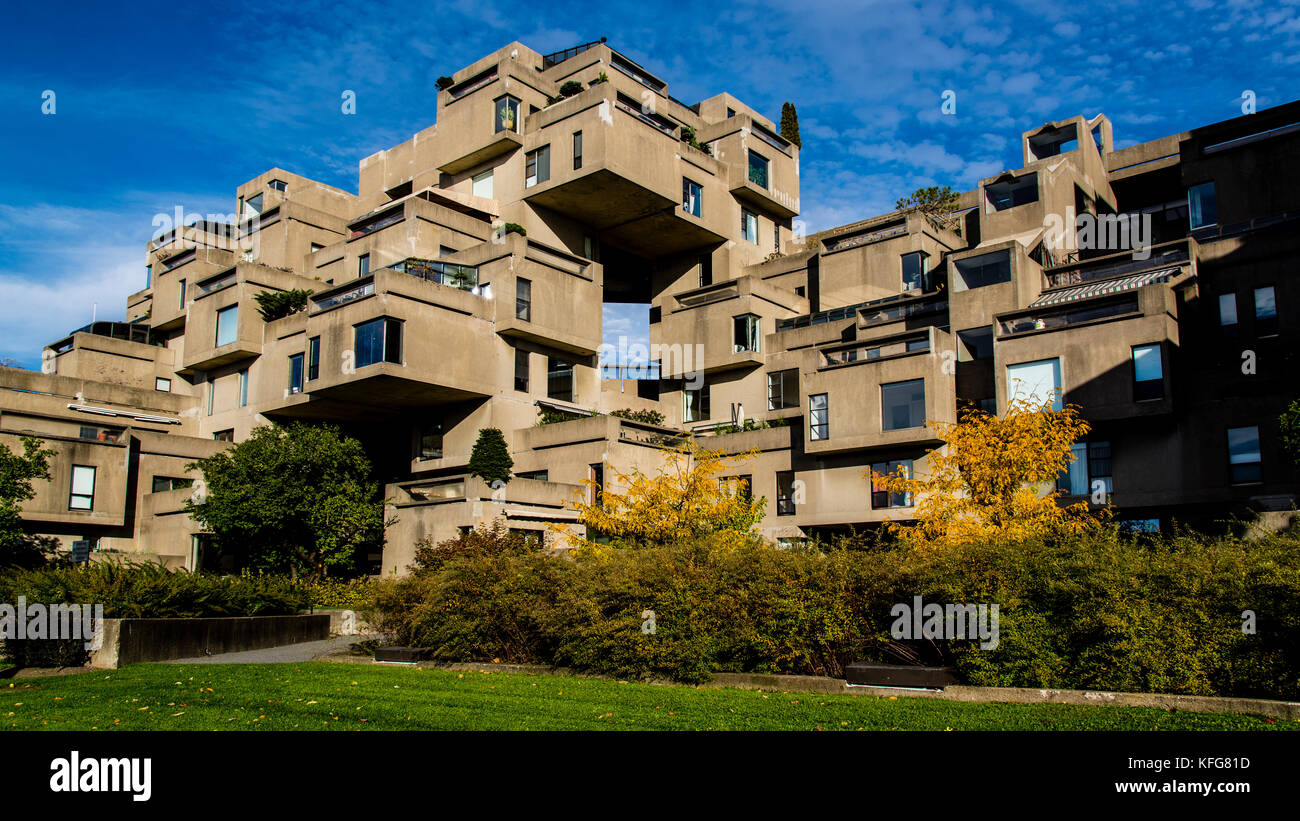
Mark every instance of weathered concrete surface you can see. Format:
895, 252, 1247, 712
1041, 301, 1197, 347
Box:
166, 634, 373, 665
89, 615, 330, 669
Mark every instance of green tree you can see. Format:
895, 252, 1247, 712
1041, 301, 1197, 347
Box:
468, 428, 513, 485
1281, 398, 1300, 467
780, 102, 801, 148
254, 288, 314, 322
895, 185, 960, 218
0, 436, 56, 566
184, 423, 382, 576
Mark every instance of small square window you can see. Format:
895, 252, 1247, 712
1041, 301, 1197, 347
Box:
69, 465, 96, 510
155, 377, 171, 392
268, 179, 287, 192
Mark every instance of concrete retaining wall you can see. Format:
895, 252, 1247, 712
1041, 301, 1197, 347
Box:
90, 615, 330, 668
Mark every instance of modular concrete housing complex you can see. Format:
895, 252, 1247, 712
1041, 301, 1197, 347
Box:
2, 40, 1297, 573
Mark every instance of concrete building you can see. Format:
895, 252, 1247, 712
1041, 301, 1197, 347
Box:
2, 40, 1296, 573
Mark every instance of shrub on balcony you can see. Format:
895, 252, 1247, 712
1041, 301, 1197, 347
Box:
468, 427, 513, 485
502, 222, 527, 237
254, 288, 314, 322
610, 408, 666, 426
679, 125, 713, 157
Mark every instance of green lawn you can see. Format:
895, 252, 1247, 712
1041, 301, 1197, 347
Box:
2, 662, 1294, 731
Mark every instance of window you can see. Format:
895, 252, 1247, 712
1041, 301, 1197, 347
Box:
1058, 441, 1112, 496
683, 384, 710, 422
155, 377, 171, 392
515, 348, 529, 392
573, 131, 583, 170
1227, 426, 1262, 483
1006, 358, 1062, 411
268, 179, 287, 192
723, 474, 752, 503
742, 208, 758, 243
495, 95, 521, 133
1132, 344, 1163, 401
215, 304, 238, 347
1218, 293, 1238, 332
767, 369, 798, 410
871, 459, 913, 508
589, 463, 605, 505
985, 173, 1038, 211
748, 150, 770, 189
957, 327, 995, 362
881, 378, 925, 430
310, 243, 324, 253
79, 426, 123, 444
584, 235, 598, 262
726, 107, 736, 118
145, 264, 152, 288
682, 178, 702, 217
1188, 182, 1217, 229
213, 429, 235, 442
288, 353, 304, 394
354, 318, 402, 368
69, 465, 96, 510
472, 170, 493, 199
418, 421, 443, 460
307, 336, 320, 380
954, 251, 1011, 290
517, 469, 549, 481
733, 314, 760, 353
239, 368, 248, 407
151, 476, 194, 493
1254, 286, 1277, 335
243, 194, 263, 219
178, 279, 186, 309
809, 393, 828, 440
525, 146, 550, 187
698, 253, 713, 288
901, 252, 928, 292
776, 471, 796, 515
358, 254, 370, 277
207, 380, 214, 415
516, 278, 531, 321
548, 357, 574, 402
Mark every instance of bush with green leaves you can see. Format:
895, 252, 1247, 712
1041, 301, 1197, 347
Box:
467, 428, 513, 485
1280, 397, 1300, 467
253, 288, 314, 322
0, 436, 56, 568
367, 525, 1300, 696
609, 408, 666, 426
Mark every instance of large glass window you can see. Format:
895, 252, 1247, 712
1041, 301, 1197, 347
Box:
954, 251, 1011, 290
1132, 343, 1163, 401
742, 209, 759, 244
418, 421, 443, 460
69, 465, 96, 510
354, 318, 402, 368
985, 173, 1038, 211
901, 252, 927, 292
516, 278, 531, 321
682, 178, 702, 217
809, 393, 828, 440
1255, 286, 1277, 335
472, 170, 493, 199
767, 369, 798, 410
547, 357, 573, 402
1188, 181, 1217, 229
748, 150, 770, 189
683, 384, 710, 422
288, 353, 304, 394
215, 304, 238, 347
1219, 292, 1238, 331
495, 95, 521, 134
525, 146, 550, 187
881, 378, 926, 430
1058, 441, 1112, 496
1006, 358, 1062, 411
1227, 426, 1262, 483
871, 459, 913, 508
733, 314, 760, 353
239, 368, 248, 407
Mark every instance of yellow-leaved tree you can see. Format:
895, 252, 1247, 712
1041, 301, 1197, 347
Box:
554, 442, 766, 550
873, 397, 1110, 547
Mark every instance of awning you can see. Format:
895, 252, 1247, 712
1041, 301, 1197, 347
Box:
1030, 267, 1179, 307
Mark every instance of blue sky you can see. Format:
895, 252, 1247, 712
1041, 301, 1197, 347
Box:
2, 0, 1298, 369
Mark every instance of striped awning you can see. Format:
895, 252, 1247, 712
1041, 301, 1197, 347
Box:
1031, 267, 1179, 307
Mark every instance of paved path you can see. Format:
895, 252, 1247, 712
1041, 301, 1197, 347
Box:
165, 634, 379, 665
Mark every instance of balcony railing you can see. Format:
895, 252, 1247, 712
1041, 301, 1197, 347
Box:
1044, 241, 1189, 288
822, 223, 907, 252
542, 39, 606, 69
196, 271, 237, 295
859, 298, 947, 328
385, 257, 482, 293
348, 208, 404, 239
998, 295, 1140, 337
313, 280, 375, 311
614, 96, 676, 135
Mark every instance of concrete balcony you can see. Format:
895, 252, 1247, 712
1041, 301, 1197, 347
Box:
487, 236, 603, 357
657, 276, 806, 378
801, 328, 956, 455
701, 114, 799, 219
521, 86, 730, 258
180, 263, 317, 373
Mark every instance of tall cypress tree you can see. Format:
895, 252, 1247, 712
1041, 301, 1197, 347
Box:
468, 427, 514, 485
780, 102, 802, 149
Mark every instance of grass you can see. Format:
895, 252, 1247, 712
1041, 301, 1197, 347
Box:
2, 662, 1295, 731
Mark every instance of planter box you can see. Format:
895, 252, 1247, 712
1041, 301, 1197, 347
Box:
89, 615, 330, 669
844, 662, 959, 689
